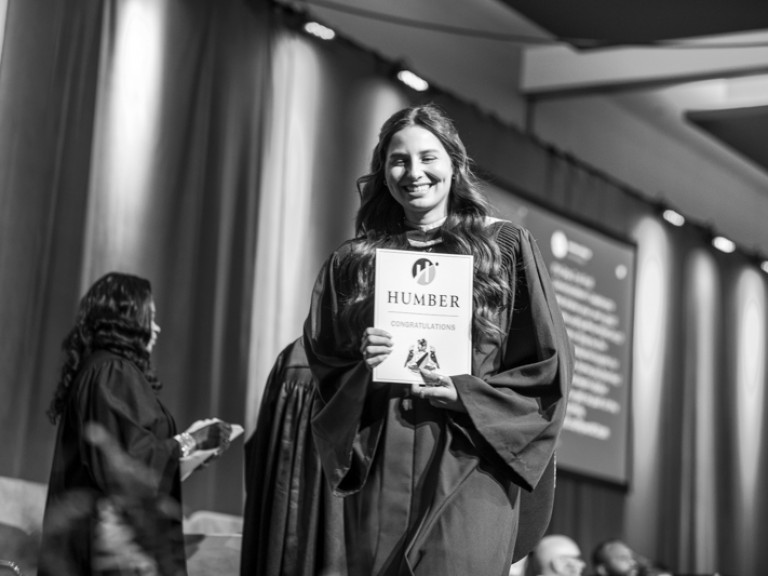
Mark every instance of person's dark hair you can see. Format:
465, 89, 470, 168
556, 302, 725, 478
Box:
338, 103, 509, 348
591, 538, 625, 568
47, 272, 159, 424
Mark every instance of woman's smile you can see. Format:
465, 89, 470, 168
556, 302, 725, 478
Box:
385, 125, 453, 226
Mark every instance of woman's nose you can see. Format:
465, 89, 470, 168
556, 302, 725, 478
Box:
405, 160, 424, 178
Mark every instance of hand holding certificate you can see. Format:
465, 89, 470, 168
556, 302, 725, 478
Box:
372, 248, 473, 384
179, 418, 244, 481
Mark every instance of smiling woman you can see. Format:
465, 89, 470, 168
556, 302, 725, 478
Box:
384, 125, 454, 226
301, 103, 574, 575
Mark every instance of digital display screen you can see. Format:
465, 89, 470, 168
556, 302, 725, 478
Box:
487, 187, 636, 485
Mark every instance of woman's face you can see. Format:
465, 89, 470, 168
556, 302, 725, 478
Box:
147, 299, 161, 352
385, 125, 454, 225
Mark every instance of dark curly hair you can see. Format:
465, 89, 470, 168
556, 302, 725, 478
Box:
47, 272, 160, 424
338, 103, 510, 348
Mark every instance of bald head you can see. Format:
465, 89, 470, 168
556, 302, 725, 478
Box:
526, 535, 585, 576
592, 540, 638, 576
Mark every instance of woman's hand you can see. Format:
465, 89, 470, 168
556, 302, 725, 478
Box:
360, 327, 393, 370
411, 368, 467, 413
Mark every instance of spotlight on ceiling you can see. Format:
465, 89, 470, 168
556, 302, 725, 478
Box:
396, 69, 429, 92
662, 209, 685, 227
760, 260, 768, 274
303, 21, 335, 41
712, 235, 736, 254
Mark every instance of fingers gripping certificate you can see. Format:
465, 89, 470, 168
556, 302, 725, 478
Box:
373, 249, 473, 384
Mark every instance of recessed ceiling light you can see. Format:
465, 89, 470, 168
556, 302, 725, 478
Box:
396, 70, 429, 92
712, 236, 736, 253
662, 209, 685, 227
303, 21, 335, 41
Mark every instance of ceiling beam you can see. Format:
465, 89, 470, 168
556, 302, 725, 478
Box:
521, 43, 768, 96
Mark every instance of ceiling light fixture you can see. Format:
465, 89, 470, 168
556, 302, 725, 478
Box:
760, 261, 768, 274
712, 235, 736, 254
396, 69, 429, 92
303, 21, 336, 41
662, 209, 685, 227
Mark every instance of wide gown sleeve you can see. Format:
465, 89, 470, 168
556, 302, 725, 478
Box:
304, 247, 387, 496
75, 358, 181, 497
454, 224, 573, 491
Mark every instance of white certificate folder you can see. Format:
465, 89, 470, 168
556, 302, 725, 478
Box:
373, 248, 473, 384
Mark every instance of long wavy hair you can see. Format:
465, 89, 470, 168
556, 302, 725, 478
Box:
339, 103, 510, 348
47, 272, 159, 424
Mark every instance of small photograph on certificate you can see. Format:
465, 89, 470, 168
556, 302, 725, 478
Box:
373, 248, 473, 384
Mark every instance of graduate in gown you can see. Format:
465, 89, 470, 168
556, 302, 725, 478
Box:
304, 104, 573, 576
39, 272, 232, 576
240, 337, 346, 576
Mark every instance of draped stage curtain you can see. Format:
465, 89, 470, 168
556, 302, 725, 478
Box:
0, 0, 271, 515
244, 23, 405, 430
1, 1, 767, 574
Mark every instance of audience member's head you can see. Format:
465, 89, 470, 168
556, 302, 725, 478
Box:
524, 534, 586, 576
592, 539, 638, 576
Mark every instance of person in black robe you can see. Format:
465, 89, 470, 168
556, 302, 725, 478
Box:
304, 104, 573, 576
39, 272, 232, 576
240, 337, 346, 576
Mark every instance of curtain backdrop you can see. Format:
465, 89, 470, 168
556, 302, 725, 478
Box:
2, 1, 767, 574
245, 15, 409, 432
82, 0, 272, 514
0, 0, 8, 66
0, 0, 271, 515
1, 0, 105, 480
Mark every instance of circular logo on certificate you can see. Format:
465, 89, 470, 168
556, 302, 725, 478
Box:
412, 258, 438, 285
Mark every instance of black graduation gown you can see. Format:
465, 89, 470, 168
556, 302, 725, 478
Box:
240, 338, 346, 576
39, 350, 186, 576
304, 221, 573, 576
